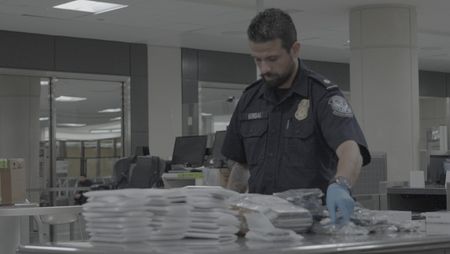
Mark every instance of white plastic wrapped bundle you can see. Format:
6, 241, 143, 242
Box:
183, 186, 240, 243
230, 193, 313, 233
83, 188, 190, 243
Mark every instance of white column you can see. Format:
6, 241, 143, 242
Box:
350, 5, 419, 182
148, 46, 182, 160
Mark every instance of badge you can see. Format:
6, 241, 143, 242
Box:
328, 95, 353, 117
295, 99, 310, 121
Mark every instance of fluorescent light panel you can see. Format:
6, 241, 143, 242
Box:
57, 123, 86, 127
99, 108, 121, 113
54, 0, 127, 14
55, 96, 87, 102
39, 117, 49, 121
110, 116, 121, 121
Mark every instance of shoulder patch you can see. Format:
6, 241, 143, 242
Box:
308, 72, 339, 91
244, 79, 263, 92
328, 95, 353, 118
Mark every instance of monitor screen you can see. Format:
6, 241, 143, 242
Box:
212, 131, 227, 166
171, 135, 207, 167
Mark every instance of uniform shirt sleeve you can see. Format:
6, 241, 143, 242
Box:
316, 89, 371, 166
221, 102, 247, 164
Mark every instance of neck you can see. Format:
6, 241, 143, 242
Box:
279, 59, 299, 89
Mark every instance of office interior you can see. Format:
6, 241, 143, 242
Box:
2, 0, 450, 253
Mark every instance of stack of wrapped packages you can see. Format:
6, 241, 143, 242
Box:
229, 193, 312, 242
82, 186, 240, 244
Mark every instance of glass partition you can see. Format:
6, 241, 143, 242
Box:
51, 78, 123, 192
198, 81, 246, 137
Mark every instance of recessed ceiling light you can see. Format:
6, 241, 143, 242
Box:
90, 129, 111, 134
40, 80, 49, 86
57, 123, 87, 127
99, 108, 121, 113
53, 0, 128, 14
39, 117, 49, 121
55, 96, 87, 102
110, 116, 122, 121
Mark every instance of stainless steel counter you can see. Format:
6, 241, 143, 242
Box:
17, 232, 450, 254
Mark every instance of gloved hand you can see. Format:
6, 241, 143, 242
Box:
326, 183, 354, 225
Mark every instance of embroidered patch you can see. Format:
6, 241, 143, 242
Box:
328, 95, 353, 117
295, 99, 310, 121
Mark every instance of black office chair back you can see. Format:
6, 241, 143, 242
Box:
128, 156, 165, 188
112, 157, 133, 189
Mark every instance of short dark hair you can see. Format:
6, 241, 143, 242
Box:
247, 8, 297, 51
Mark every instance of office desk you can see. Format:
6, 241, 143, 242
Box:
0, 205, 82, 254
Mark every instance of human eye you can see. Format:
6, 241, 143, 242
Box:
267, 56, 278, 62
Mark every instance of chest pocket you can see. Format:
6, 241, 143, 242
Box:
283, 117, 316, 167
240, 119, 268, 166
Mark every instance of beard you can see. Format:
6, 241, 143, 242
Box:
261, 62, 296, 89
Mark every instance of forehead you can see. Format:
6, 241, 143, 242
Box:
248, 39, 285, 57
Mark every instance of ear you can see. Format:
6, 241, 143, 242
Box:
290, 41, 301, 58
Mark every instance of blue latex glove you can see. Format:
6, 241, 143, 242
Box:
326, 183, 354, 225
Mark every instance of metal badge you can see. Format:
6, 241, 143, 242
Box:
328, 95, 353, 117
295, 99, 310, 121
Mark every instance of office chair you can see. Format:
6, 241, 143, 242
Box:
128, 156, 166, 188
89, 157, 132, 190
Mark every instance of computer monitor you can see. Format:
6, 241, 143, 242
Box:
171, 135, 207, 167
211, 131, 227, 168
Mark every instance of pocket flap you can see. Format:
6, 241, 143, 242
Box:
285, 119, 314, 138
241, 121, 268, 138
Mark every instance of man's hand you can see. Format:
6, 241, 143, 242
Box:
326, 183, 354, 225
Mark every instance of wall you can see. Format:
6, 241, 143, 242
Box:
0, 30, 148, 152
181, 48, 256, 135
0, 30, 147, 200
148, 46, 182, 160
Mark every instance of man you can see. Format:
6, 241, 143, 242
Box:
221, 8, 371, 225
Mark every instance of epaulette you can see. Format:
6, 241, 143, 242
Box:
308, 71, 339, 91
244, 79, 263, 92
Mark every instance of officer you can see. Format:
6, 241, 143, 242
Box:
221, 8, 371, 225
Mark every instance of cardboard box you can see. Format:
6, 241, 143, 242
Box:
0, 158, 25, 205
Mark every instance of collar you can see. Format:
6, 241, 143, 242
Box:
257, 59, 310, 103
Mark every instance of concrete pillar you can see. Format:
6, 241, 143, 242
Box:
350, 5, 419, 181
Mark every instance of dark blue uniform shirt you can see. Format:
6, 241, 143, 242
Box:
222, 61, 371, 194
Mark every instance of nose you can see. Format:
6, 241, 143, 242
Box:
259, 61, 271, 75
